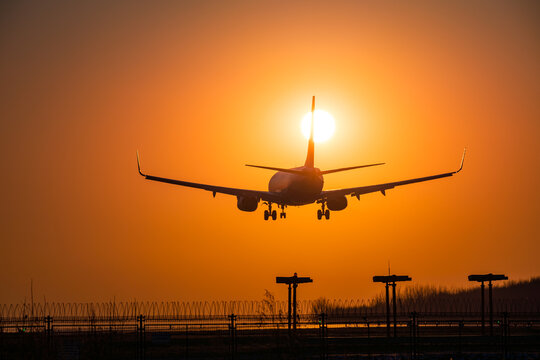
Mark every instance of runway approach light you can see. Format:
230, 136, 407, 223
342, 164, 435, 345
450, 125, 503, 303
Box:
276, 273, 313, 333
468, 273, 508, 335
373, 275, 412, 337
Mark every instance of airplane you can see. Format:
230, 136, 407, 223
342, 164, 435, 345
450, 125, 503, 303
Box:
137, 96, 465, 220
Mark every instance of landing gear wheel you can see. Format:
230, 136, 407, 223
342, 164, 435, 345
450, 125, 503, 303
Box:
317, 199, 328, 220
264, 202, 274, 221
279, 205, 286, 219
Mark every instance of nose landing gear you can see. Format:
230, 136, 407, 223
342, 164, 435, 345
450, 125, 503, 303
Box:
317, 201, 330, 220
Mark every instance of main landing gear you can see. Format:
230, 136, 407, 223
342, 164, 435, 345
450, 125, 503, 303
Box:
317, 201, 330, 220
263, 203, 287, 220
263, 202, 277, 221
279, 205, 286, 219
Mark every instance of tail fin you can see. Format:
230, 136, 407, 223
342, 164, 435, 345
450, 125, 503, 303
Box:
304, 96, 315, 168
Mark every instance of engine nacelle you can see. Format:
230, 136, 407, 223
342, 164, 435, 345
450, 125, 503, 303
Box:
327, 196, 348, 211
236, 196, 259, 212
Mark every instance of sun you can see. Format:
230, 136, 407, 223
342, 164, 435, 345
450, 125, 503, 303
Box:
301, 109, 336, 143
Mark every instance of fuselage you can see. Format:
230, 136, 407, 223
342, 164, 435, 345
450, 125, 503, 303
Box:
268, 167, 324, 205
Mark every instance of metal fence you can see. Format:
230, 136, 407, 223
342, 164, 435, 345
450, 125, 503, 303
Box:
2, 310, 539, 359
2, 310, 539, 334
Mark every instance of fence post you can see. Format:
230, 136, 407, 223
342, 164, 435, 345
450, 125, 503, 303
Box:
501, 311, 509, 360
229, 313, 237, 359
319, 313, 327, 360
185, 324, 189, 359
45, 315, 52, 352
365, 317, 371, 360
137, 314, 145, 360
458, 320, 463, 355
410, 312, 417, 360
409, 314, 413, 360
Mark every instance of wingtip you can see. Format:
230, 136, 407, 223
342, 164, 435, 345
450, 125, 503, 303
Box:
457, 148, 466, 173
136, 150, 145, 176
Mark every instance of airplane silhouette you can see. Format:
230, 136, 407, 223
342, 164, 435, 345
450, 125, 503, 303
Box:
137, 96, 465, 220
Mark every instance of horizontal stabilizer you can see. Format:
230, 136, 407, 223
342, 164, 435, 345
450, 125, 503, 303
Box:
321, 163, 385, 175
245, 164, 305, 175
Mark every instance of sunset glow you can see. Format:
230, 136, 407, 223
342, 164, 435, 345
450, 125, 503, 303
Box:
301, 109, 336, 143
1, 1, 539, 306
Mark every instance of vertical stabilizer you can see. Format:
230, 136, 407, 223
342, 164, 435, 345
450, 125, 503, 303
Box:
304, 96, 315, 168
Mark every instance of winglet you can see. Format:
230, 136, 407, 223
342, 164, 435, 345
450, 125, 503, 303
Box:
456, 148, 466, 173
136, 150, 145, 176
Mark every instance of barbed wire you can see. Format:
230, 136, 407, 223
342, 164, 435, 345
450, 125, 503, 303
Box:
1, 297, 538, 319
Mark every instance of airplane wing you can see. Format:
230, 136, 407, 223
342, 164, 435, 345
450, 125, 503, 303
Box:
321, 150, 466, 199
137, 152, 282, 203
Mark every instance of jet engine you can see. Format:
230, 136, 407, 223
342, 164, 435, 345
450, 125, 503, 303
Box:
327, 196, 347, 211
236, 196, 259, 212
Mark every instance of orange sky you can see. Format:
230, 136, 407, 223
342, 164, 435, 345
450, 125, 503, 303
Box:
1, 1, 539, 304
